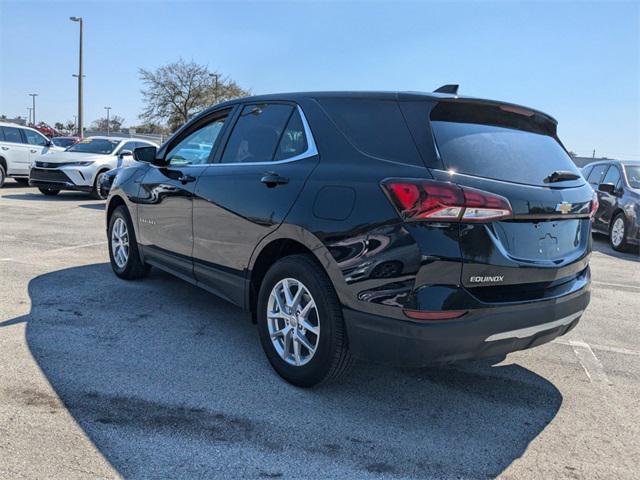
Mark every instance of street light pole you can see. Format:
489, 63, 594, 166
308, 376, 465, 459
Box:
104, 106, 112, 136
28, 94, 38, 125
27, 107, 33, 125
70, 17, 83, 138
209, 73, 219, 103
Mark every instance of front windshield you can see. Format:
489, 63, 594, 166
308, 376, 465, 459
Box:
625, 165, 640, 189
66, 138, 120, 154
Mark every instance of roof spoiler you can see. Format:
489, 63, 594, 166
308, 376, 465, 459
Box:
433, 84, 459, 95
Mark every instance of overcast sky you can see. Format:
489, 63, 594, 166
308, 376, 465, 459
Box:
0, 0, 638, 159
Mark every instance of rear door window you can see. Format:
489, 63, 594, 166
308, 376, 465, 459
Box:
274, 108, 308, 161
317, 98, 422, 165
587, 164, 608, 187
220, 103, 293, 164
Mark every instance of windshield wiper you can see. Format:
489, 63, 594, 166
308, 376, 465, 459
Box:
543, 170, 581, 183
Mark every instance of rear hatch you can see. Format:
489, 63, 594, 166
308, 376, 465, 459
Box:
427, 100, 593, 303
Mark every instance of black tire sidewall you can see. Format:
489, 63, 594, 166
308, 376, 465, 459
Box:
257, 256, 342, 387
610, 213, 627, 251
0, 165, 5, 187
93, 171, 107, 200
108, 207, 137, 277
38, 188, 60, 195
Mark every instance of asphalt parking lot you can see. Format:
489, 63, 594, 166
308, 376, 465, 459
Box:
0, 178, 638, 479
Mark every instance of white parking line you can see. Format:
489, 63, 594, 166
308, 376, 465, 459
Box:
554, 338, 640, 357
592, 280, 640, 292
0, 242, 105, 263
568, 340, 612, 386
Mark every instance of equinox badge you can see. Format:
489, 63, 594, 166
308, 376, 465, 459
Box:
470, 276, 504, 283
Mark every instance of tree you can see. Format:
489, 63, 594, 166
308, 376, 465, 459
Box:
54, 122, 64, 131
65, 120, 76, 133
139, 59, 250, 131
129, 122, 169, 135
91, 115, 125, 132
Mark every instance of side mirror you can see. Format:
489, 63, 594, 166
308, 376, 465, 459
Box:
133, 146, 158, 163
598, 183, 616, 195
118, 149, 133, 158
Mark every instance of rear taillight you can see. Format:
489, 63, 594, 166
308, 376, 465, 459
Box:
382, 179, 512, 222
590, 190, 599, 218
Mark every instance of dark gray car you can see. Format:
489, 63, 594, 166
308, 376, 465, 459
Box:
582, 160, 640, 251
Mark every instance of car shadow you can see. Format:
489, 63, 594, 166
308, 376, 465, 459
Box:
0, 192, 95, 202
592, 235, 639, 261
2, 263, 563, 478
78, 203, 106, 211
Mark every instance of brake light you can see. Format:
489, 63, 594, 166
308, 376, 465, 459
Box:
590, 190, 599, 218
382, 179, 512, 222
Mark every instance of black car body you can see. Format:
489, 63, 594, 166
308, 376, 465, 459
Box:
105, 90, 594, 386
582, 160, 640, 251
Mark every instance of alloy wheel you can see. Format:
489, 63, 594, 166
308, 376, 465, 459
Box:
611, 217, 625, 247
111, 217, 130, 268
267, 278, 320, 366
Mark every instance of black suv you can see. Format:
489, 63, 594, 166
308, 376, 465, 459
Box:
582, 160, 640, 251
105, 89, 594, 386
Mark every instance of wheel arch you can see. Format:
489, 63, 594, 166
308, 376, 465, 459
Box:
106, 194, 127, 227
247, 227, 346, 322
0, 156, 7, 172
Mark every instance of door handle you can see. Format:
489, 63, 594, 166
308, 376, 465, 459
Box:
260, 172, 289, 188
1, 146, 8, 151
178, 174, 196, 184
30, 149, 38, 153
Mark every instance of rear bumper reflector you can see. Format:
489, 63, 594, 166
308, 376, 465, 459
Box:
403, 309, 468, 321
484, 311, 583, 342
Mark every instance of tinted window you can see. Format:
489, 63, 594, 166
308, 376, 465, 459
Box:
166, 118, 226, 166
624, 165, 640, 189
51, 137, 76, 148
67, 138, 120, 154
431, 121, 581, 186
274, 109, 308, 161
587, 164, 608, 187
318, 98, 420, 164
1, 126, 24, 143
23, 129, 48, 146
221, 104, 293, 164
119, 141, 138, 153
581, 165, 593, 179
601, 165, 621, 188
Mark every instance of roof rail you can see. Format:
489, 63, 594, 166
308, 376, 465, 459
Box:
433, 84, 459, 95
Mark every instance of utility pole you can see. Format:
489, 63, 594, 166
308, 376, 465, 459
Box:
28, 94, 38, 125
70, 17, 83, 137
592, 149, 596, 159
27, 107, 33, 125
209, 73, 219, 104
104, 106, 112, 136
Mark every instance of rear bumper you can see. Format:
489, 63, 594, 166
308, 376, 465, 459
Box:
343, 279, 590, 367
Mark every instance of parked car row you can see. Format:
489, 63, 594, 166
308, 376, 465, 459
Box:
0, 121, 158, 199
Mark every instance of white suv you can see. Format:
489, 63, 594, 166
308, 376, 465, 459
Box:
29, 136, 159, 199
0, 122, 64, 187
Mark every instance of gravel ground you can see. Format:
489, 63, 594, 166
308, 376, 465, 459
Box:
1, 179, 638, 479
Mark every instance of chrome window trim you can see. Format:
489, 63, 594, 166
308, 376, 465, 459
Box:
205, 104, 318, 167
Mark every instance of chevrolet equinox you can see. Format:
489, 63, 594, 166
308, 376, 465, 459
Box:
105, 87, 594, 386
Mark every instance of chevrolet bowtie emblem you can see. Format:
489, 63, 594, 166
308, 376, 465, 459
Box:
556, 202, 572, 214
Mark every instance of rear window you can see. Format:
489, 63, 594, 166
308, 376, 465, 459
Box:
430, 102, 581, 187
317, 98, 421, 165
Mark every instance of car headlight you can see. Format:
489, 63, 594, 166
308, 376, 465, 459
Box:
65, 161, 95, 167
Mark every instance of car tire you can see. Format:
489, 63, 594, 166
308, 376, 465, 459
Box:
610, 212, 629, 252
0, 164, 5, 188
38, 187, 60, 196
257, 254, 353, 387
91, 171, 108, 200
14, 177, 29, 185
108, 205, 151, 280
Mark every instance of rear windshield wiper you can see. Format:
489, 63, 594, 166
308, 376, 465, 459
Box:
543, 170, 581, 183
